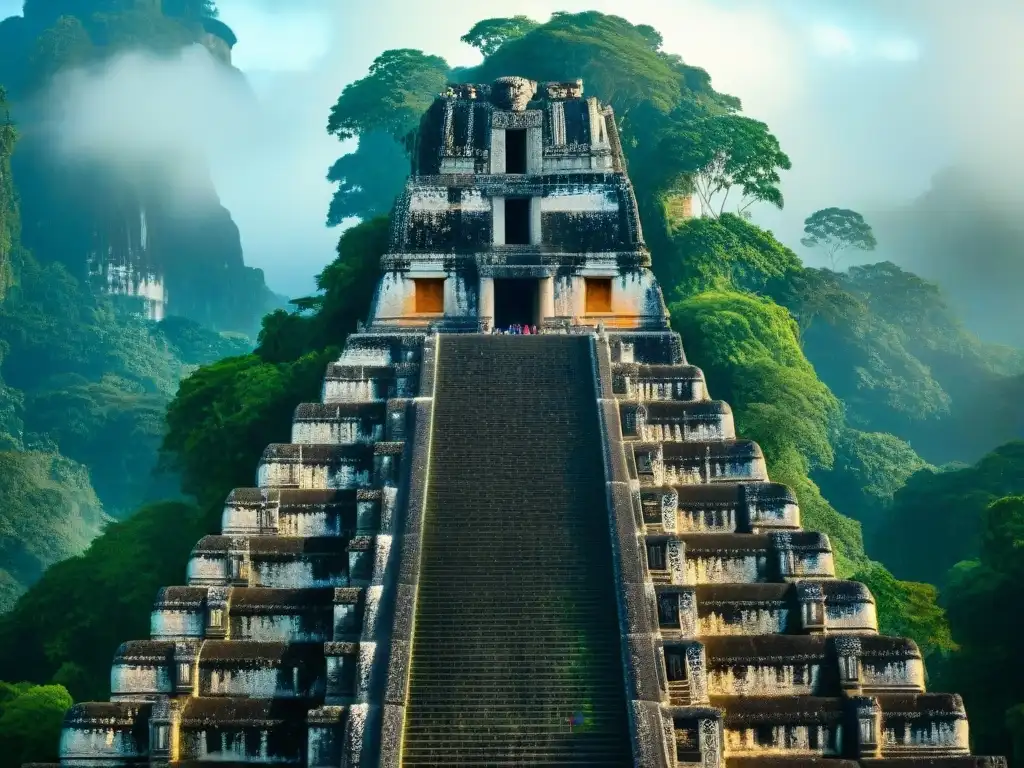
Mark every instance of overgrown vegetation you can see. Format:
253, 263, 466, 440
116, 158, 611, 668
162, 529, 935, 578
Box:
0, 1, 259, 611
0, 8, 1022, 764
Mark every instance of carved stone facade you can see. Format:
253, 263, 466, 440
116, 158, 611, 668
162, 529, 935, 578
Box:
373, 78, 667, 333
48, 78, 1003, 768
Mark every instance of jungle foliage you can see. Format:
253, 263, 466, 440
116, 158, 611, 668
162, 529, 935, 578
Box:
0, 681, 72, 768
938, 495, 1024, 764
1, 8, 1023, 763
0, 10, 251, 609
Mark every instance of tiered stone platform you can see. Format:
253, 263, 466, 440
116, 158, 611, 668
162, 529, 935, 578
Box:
597, 329, 1005, 768
57, 333, 434, 766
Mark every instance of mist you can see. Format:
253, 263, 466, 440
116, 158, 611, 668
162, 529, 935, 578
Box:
9, 0, 1022, 335
39, 45, 259, 213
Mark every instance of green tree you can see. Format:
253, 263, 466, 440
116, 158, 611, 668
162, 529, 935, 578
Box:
854, 563, 956, 662
658, 213, 801, 300
26, 15, 95, 91
471, 11, 686, 119
877, 442, 1024, 586
769, 261, 1024, 462
0, 501, 205, 700
326, 49, 450, 144
161, 0, 218, 19
23, 375, 174, 515
460, 15, 539, 57
324, 49, 449, 223
659, 113, 792, 217
0, 451, 107, 610
814, 428, 931, 542
164, 216, 386, 509
0, 87, 14, 301
939, 496, 1024, 763
0, 683, 72, 767
801, 207, 878, 271
325, 132, 410, 226
161, 351, 330, 511
667, 291, 872, 574
87, 8, 194, 54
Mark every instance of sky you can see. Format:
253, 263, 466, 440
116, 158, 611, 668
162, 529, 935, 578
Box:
1, 0, 1021, 299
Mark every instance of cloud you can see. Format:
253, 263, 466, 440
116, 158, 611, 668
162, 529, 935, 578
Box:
875, 38, 920, 62
41, 45, 257, 209
811, 24, 857, 57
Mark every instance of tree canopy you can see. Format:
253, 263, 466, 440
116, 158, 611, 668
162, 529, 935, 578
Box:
774, 262, 1024, 463
801, 207, 877, 270
0, 682, 71, 768
875, 441, 1024, 586
0, 501, 205, 700
938, 495, 1024, 763
460, 15, 539, 57
326, 49, 450, 144
658, 213, 801, 299
660, 113, 792, 217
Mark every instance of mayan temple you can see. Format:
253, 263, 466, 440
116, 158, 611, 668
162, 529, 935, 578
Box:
50, 77, 1005, 768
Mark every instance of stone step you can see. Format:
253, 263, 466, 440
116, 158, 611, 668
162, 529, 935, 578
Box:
641, 481, 801, 534
257, 442, 402, 490
173, 697, 321, 762
681, 580, 878, 635
620, 399, 736, 442
185, 535, 368, 589
714, 695, 847, 757
322, 361, 419, 402
633, 439, 769, 485
221, 487, 385, 537
291, 401, 388, 444
149, 586, 364, 643
862, 759, 1006, 768
607, 331, 686, 365
610, 361, 707, 401
110, 640, 331, 700
644, 531, 835, 585
686, 635, 925, 699
726, 759, 860, 768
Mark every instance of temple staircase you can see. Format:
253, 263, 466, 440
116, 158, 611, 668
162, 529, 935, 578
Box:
401, 335, 633, 767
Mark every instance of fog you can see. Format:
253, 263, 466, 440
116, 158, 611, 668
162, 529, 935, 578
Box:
5, 0, 1022, 337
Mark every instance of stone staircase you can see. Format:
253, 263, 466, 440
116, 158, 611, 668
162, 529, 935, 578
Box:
401, 335, 633, 766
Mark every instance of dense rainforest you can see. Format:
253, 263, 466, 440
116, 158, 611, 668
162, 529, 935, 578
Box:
0, 0, 273, 617
0, 7, 1022, 765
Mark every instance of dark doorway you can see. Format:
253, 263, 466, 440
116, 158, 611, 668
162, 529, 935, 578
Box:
506, 129, 527, 174
505, 198, 531, 245
494, 279, 538, 329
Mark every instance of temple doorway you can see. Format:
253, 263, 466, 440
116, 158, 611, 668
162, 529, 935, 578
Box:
494, 279, 539, 329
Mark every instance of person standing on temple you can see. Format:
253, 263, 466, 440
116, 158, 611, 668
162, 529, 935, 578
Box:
523, 324, 531, 335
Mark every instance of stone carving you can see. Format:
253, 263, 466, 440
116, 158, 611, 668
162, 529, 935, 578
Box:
545, 79, 584, 100
833, 635, 862, 656
699, 717, 722, 768
444, 83, 483, 100
490, 76, 537, 111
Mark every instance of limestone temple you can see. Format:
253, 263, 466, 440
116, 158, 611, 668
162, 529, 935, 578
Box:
46, 77, 1005, 767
